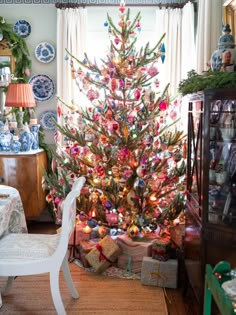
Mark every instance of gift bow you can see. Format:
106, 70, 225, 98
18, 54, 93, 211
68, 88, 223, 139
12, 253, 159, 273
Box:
149, 262, 168, 282
96, 243, 113, 263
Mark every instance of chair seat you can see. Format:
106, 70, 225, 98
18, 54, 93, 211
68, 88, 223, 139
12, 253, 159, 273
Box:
0, 233, 60, 262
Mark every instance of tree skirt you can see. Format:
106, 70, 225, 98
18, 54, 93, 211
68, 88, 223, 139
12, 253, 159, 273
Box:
74, 259, 141, 280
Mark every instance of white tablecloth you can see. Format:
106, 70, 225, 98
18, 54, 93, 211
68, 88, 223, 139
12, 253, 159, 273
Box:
0, 185, 27, 239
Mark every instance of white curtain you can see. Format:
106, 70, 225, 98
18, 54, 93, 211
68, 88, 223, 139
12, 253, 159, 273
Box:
57, 8, 87, 113
156, 2, 195, 97
195, 0, 222, 74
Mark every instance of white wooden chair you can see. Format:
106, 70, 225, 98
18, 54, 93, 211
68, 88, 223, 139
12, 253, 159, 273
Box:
0, 176, 86, 315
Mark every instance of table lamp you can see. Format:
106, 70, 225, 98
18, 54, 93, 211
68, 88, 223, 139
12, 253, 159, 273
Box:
5, 83, 36, 129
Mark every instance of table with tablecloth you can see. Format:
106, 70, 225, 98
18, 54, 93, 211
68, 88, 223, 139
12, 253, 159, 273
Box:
0, 185, 27, 308
0, 185, 27, 239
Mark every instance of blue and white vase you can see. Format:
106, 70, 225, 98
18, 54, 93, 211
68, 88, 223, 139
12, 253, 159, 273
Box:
211, 24, 236, 72
19, 123, 33, 152
11, 135, 21, 153
0, 126, 13, 152
30, 124, 40, 150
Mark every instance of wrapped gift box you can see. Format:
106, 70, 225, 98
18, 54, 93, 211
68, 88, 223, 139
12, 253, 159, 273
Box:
69, 223, 91, 245
141, 257, 178, 288
117, 254, 144, 273
85, 235, 122, 273
116, 234, 153, 273
152, 237, 171, 261
78, 239, 99, 267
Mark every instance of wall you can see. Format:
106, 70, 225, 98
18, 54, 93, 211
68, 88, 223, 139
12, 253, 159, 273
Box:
1, 5, 57, 145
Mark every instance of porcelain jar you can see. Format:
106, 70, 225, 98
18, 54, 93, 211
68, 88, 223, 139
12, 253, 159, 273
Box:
0, 126, 12, 152
11, 135, 21, 153
211, 24, 236, 72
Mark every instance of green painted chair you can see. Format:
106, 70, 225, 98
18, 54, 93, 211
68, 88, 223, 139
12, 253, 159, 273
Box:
204, 261, 235, 315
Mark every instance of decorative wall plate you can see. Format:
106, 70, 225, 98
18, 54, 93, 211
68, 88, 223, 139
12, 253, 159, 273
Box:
13, 20, 31, 38
35, 42, 56, 63
29, 74, 55, 102
40, 111, 57, 130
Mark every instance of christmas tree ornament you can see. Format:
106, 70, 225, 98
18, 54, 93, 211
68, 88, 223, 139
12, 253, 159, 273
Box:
134, 89, 141, 100
127, 224, 139, 238
114, 37, 120, 45
98, 225, 108, 238
160, 43, 166, 63
104, 21, 108, 27
87, 219, 97, 228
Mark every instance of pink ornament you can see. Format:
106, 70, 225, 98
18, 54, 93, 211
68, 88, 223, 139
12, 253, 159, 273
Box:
136, 165, 146, 177
106, 213, 118, 224
24, 68, 30, 77
169, 109, 178, 120
119, 79, 125, 89
114, 37, 120, 45
148, 66, 158, 77
87, 89, 99, 101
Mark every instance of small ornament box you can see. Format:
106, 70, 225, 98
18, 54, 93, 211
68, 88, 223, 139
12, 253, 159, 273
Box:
152, 237, 171, 261
116, 234, 153, 273
85, 235, 121, 273
141, 257, 178, 288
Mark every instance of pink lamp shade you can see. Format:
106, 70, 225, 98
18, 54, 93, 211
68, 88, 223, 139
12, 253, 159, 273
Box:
5, 83, 36, 108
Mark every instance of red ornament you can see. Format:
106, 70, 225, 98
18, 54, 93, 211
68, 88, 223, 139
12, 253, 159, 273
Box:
119, 4, 126, 13
159, 101, 168, 111
113, 121, 119, 131
134, 89, 141, 100
111, 78, 117, 91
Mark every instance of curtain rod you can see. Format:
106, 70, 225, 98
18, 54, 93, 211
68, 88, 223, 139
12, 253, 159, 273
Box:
55, 1, 196, 10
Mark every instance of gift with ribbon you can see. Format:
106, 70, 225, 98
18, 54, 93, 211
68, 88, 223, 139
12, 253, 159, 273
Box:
141, 257, 178, 288
116, 234, 153, 273
152, 237, 171, 261
78, 239, 100, 267
85, 235, 122, 273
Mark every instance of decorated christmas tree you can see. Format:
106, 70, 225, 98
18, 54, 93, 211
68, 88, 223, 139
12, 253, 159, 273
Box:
43, 2, 186, 238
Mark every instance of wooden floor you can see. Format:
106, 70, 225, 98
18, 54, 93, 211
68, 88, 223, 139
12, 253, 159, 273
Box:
27, 220, 201, 315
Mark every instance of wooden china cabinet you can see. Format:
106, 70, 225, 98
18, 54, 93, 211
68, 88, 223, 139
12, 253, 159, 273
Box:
185, 88, 236, 309
0, 149, 47, 220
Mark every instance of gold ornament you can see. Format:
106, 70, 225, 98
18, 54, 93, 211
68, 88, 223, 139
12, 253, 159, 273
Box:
127, 224, 139, 238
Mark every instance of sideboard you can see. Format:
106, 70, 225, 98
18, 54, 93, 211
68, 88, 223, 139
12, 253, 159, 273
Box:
0, 149, 47, 220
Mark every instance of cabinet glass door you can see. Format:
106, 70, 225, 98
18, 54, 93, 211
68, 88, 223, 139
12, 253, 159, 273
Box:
206, 92, 236, 227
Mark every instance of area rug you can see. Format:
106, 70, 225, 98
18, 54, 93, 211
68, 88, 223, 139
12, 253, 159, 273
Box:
0, 263, 168, 315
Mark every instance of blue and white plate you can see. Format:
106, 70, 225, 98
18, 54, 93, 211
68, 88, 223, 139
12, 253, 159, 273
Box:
35, 42, 56, 63
29, 74, 55, 102
40, 111, 57, 130
13, 20, 31, 38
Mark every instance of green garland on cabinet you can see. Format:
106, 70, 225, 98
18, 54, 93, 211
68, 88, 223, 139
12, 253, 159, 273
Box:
0, 16, 31, 82
178, 70, 236, 96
